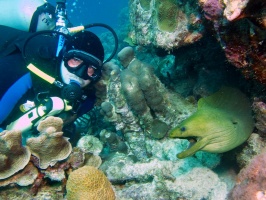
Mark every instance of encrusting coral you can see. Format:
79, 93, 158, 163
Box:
253, 100, 266, 134
26, 116, 72, 169
0, 130, 31, 180
199, 0, 266, 84
66, 166, 115, 200
130, 0, 266, 85
128, 0, 204, 50
229, 150, 266, 200
77, 135, 103, 155
100, 129, 128, 153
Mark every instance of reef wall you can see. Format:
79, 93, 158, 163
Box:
128, 0, 204, 50
95, 47, 196, 160
129, 0, 266, 84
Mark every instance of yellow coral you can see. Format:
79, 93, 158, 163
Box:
66, 166, 115, 200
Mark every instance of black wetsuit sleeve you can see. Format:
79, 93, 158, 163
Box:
0, 53, 32, 126
0, 54, 28, 97
0, 25, 31, 58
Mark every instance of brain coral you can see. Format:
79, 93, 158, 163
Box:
66, 166, 115, 200
0, 130, 31, 180
26, 117, 72, 169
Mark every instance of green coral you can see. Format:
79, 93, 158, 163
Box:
155, 0, 179, 32
169, 87, 254, 159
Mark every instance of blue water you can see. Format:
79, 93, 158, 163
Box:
48, 0, 128, 30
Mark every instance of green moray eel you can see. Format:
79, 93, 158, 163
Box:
169, 87, 254, 159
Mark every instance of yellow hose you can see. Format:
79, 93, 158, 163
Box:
27, 63, 55, 84
68, 26, 85, 34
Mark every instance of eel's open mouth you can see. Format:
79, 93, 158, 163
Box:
186, 137, 198, 149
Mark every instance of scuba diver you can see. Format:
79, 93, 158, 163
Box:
0, 0, 118, 141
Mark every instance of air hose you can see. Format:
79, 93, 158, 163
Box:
22, 23, 119, 63
83, 23, 119, 63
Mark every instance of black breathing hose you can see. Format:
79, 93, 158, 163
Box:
22, 30, 71, 60
22, 23, 118, 63
83, 23, 119, 63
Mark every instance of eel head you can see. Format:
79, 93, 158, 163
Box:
169, 122, 208, 159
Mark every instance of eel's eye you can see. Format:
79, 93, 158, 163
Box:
180, 127, 186, 132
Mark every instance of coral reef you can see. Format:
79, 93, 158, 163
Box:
237, 133, 266, 168
99, 129, 128, 153
116, 167, 227, 199
95, 47, 196, 160
229, 150, 266, 200
26, 117, 72, 169
67, 147, 85, 169
128, 0, 204, 50
101, 152, 227, 199
84, 153, 102, 168
199, 0, 266, 84
77, 135, 103, 155
129, 0, 266, 85
0, 130, 31, 180
253, 100, 266, 134
223, 0, 250, 21
199, 0, 223, 20
2, 1, 266, 197
0, 117, 107, 199
0, 162, 38, 187
236, 100, 266, 168
66, 166, 115, 200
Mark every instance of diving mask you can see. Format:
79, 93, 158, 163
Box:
63, 49, 102, 81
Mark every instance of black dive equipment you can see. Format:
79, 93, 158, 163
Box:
26, 63, 84, 114
63, 50, 103, 81
55, 0, 69, 34
61, 81, 83, 102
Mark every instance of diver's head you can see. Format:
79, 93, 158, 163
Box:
61, 31, 104, 87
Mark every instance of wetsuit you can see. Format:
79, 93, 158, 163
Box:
0, 25, 96, 128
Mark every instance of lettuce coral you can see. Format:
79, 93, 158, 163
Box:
0, 130, 31, 180
26, 117, 72, 169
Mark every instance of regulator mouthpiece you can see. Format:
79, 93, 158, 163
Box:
61, 81, 82, 102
